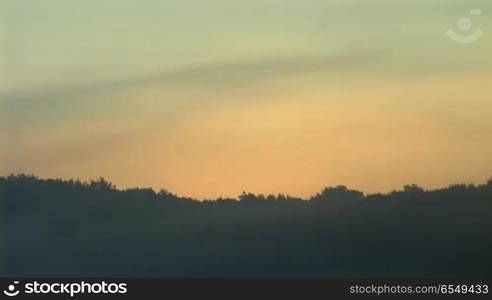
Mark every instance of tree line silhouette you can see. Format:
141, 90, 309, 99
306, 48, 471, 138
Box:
1, 174, 491, 277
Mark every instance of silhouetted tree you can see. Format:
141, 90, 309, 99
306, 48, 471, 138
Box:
311, 185, 364, 203
1, 174, 491, 278
89, 177, 115, 190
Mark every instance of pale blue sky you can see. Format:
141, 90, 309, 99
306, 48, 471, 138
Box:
1, 0, 490, 89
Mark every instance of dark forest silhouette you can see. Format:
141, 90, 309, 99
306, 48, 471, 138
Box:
1, 174, 491, 277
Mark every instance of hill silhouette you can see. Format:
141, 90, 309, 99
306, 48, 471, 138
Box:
1, 174, 491, 277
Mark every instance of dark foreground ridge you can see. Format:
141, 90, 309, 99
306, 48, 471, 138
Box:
1, 174, 492, 277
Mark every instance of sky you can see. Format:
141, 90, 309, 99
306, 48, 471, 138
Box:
1, 0, 491, 198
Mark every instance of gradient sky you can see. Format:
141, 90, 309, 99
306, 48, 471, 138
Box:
1, 0, 491, 198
